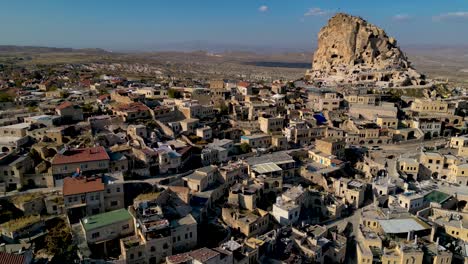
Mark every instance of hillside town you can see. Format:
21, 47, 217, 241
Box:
0, 13, 468, 264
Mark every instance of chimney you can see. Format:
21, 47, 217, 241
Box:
0, 243, 5, 252
407, 230, 413, 241
430, 226, 436, 242
414, 234, 418, 245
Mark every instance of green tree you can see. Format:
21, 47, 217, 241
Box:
219, 102, 229, 115
47, 85, 58, 92
82, 103, 94, 113
240, 143, 252, 154
98, 88, 109, 95
45, 220, 77, 263
14, 79, 23, 88
0, 92, 14, 102
168, 88, 182, 99
144, 120, 158, 130
60, 91, 69, 99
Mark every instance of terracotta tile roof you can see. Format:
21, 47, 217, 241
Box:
62, 177, 105, 196
113, 102, 150, 113
111, 79, 123, 84
166, 252, 191, 264
80, 79, 91, 87
56, 101, 73, 111
238, 81, 250, 88
168, 186, 190, 195
97, 94, 110, 101
177, 146, 192, 156
167, 248, 220, 264
52, 146, 110, 165
0, 252, 27, 264
189, 248, 219, 262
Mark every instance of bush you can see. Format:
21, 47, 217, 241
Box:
240, 143, 251, 154
168, 88, 182, 99
45, 220, 76, 260
0, 92, 14, 102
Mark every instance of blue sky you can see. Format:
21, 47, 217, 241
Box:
0, 0, 467, 51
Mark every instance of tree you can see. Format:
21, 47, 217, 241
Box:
240, 143, 251, 154
0, 92, 14, 102
168, 88, 182, 99
82, 103, 94, 113
144, 120, 158, 130
45, 220, 77, 263
219, 102, 229, 115
98, 88, 109, 95
47, 85, 58, 92
14, 79, 23, 88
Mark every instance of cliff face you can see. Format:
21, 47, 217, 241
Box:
307, 13, 429, 88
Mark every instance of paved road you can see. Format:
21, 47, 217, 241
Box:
326, 205, 372, 264
125, 170, 194, 185
1, 186, 61, 199
1, 170, 193, 199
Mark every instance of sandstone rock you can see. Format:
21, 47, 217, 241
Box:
307, 13, 430, 88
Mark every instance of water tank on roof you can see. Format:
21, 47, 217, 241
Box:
276, 197, 283, 206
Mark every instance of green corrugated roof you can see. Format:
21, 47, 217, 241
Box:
82, 209, 131, 231
424, 190, 451, 204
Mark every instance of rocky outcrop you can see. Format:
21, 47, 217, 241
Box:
306, 13, 430, 88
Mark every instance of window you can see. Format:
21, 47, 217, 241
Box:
91, 232, 100, 239
111, 201, 118, 207
122, 224, 129, 230
117, 187, 121, 192
151, 246, 155, 252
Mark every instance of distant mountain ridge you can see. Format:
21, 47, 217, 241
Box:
0, 45, 109, 54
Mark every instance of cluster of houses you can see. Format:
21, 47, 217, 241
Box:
0, 73, 467, 263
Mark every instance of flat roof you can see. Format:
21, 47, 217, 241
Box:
252, 162, 282, 174
52, 146, 110, 165
63, 177, 105, 196
241, 134, 270, 140
424, 190, 451, 204
82, 209, 132, 231
378, 218, 429, 234
246, 152, 294, 166
0, 123, 30, 129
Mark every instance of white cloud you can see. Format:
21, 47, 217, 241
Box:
258, 5, 269, 12
304, 7, 330, 17
392, 14, 411, 21
433, 11, 468, 21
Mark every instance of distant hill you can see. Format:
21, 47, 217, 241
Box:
0, 45, 109, 54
